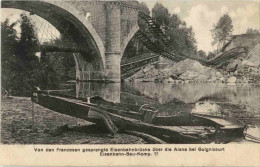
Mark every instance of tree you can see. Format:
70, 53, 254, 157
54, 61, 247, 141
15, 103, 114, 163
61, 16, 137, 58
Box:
12, 13, 41, 95
1, 19, 19, 94
1, 13, 41, 95
2, 13, 78, 95
246, 28, 260, 35
61, 53, 76, 80
168, 15, 197, 55
138, 2, 151, 31
37, 51, 62, 89
38, 38, 75, 89
15, 13, 71, 91
211, 14, 233, 52
152, 2, 170, 28
207, 52, 216, 60
124, 2, 197, 61
139, 2, 150, 15
196, 50, 207, 60
152, 3, 197, 56
43, 49, 76, 81
17, 13, 40, 62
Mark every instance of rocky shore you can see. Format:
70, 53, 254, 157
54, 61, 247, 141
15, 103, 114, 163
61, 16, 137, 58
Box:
125, 59, 259, 84
125, 59, 222, 83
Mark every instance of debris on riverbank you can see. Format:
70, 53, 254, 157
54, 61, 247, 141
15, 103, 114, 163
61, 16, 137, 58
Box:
125, 57, 260, 84
1, 96, 146, 144
125, 34, 260, 84
125, 59, 222, 83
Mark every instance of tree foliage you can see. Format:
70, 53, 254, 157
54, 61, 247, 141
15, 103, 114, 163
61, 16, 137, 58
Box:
207, 51, 216, 60
152, 2, 171, 27
42, 50, 76, 82
152, 3, 197, 56
246, 28, 260, 35
195, 50, 207, 60
139, 2, 150, 15
1, 13, 74, 95
38, 38, 75, 89
124, 2, 198, 60
138, 2, 151, 32
211, 14, 233, 50
1, 19, 19, 94
1, 14, 41, 95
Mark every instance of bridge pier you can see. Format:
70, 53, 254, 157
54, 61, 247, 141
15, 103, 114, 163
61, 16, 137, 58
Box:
74, 3, 123, 82
105, 4, 122, 82
74, 53, 105, 81
76, 82, 121, 103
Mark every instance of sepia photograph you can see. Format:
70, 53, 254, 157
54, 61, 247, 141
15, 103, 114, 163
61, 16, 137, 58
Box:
0, 0, 260, 166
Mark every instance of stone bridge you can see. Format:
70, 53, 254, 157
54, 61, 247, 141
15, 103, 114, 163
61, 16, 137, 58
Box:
2, 0, 141, 82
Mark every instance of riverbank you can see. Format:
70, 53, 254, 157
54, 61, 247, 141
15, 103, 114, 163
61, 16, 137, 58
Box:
125, 59, 260, 85
1, 96, 146, 144
1, 89, 260, 144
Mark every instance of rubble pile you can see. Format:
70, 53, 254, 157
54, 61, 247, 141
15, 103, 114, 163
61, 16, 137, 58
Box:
125, 34, 260, 84
126, 59, 223, 83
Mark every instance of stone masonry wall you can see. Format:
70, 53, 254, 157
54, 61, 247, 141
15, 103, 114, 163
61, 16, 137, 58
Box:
67, 1, 107, 46
120, 7, 139, 45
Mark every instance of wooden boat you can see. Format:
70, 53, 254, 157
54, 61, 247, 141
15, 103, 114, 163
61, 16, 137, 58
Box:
89, 95, 245, 136
31, 90, 246, 143
153, 112, 245, 135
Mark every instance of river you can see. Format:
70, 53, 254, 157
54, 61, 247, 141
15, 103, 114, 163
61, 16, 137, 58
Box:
68, 82, 259, 114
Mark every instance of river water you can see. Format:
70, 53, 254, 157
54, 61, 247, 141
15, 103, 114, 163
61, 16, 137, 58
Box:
71, 82, 260, 113
63, 81, 260, 143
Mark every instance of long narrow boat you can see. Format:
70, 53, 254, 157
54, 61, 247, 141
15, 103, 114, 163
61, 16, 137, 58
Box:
31, 90, 246, 143
88, 95, 245, 136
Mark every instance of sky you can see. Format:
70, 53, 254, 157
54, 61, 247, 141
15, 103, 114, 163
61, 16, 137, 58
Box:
2, 1, 260, 53
139, 0, 260, 53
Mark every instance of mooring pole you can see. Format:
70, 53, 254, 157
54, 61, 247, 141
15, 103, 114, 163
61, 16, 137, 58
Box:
32, 100, 35, 129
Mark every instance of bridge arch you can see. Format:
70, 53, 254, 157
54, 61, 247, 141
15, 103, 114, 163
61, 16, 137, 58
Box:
120, 25, 140, 58
2, 0, 105, 72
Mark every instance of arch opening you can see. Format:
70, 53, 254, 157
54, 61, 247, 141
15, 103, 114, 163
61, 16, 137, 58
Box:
1, 0, 105, 72
120, 25, 140, 64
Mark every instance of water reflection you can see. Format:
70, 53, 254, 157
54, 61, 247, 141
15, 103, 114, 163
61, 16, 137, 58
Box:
76, 81, 121, 103
74, 81, 260, 116
123, 82, 260, 111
